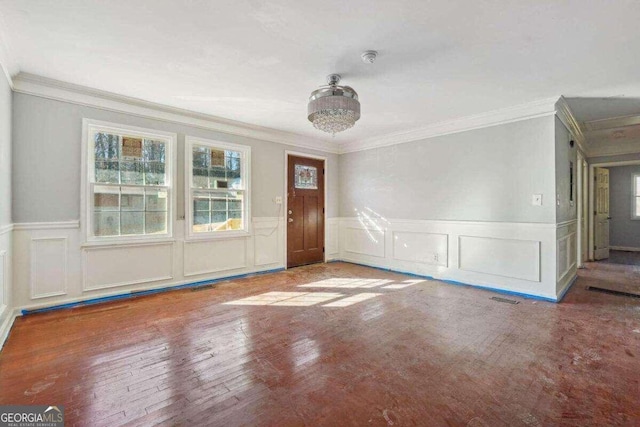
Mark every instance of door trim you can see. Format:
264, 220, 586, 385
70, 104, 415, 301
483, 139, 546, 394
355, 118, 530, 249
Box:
283, 151, 328, 268
588, 159, 640, 260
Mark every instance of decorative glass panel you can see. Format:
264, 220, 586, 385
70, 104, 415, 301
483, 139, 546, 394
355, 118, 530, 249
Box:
295, 165, 318, 189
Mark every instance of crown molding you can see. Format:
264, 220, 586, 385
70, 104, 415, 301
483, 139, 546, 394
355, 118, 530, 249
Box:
339, 96, 561, 154
12, 73, 340, 154
555, 95, 588, 155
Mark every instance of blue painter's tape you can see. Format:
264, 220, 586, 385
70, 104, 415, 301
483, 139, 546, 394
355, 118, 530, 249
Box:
337, 260, 560, 303
21, 267, 285, 316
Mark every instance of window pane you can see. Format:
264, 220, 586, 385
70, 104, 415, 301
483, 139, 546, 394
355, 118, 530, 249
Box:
120, 188, 144, 211
146, 191, 167, 212
120, 159, 144, 185
192, 191, 243, 233
120, 211, 144, 235
636, 197, 640, 217
636, 176, 640, 197
143, 140, 166, 185
94, 186, 120, 211
94, 212, 120, 236
94, 133, 120, 183
145, 212, 167, 234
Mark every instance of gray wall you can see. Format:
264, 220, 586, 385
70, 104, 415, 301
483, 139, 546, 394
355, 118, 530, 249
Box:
609, 165, 640, 248
339, 116, 557, 223
0, 75, 10, 227
12, 93, 339, 222
555, 117, 578, 223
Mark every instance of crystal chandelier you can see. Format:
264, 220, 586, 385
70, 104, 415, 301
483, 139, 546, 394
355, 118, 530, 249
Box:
308, 74, 360, 136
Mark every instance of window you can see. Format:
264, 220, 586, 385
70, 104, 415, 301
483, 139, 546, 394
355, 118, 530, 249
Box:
83, 120, 176, 242
633, 174, 640, 219
186, 137, 250, 238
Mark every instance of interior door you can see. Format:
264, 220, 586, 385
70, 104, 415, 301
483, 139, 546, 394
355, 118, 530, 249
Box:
594, 167, 610, 260
581, 160, 589, 264
287, 155, 325, 268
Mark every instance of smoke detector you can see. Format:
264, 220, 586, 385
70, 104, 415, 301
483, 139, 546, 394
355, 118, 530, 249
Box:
361, 50, 378, 64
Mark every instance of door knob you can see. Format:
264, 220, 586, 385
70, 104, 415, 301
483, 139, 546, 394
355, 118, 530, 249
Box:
288, 218, 293, 223
288, 210, 292, 214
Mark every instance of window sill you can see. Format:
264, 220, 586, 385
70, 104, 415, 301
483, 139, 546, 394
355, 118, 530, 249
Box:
81, 237, 176, 248
185, 231, 251, 242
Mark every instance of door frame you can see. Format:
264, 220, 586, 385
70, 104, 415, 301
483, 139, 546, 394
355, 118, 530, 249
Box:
283, 150, 328, 268
588, 159, 640, 260
576, 151, 586, 268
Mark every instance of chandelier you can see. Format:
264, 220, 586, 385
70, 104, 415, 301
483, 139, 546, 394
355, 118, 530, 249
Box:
307, 74, 360, 136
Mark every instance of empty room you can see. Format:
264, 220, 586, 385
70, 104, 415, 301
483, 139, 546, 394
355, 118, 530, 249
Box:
0, 1, 639, 426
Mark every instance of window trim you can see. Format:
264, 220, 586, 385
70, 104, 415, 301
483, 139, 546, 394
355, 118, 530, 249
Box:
632, 174, 640, 220
184, 136, 251, 240
81, 119, 178, 245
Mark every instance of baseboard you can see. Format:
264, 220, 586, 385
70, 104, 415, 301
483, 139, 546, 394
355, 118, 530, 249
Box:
556, 274, 578, 303
19, 266, 285, 315
0, 308, 19, 352
610, 246, 640, 252
336, 259, 559, 303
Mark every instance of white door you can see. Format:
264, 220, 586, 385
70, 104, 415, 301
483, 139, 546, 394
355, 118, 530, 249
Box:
581, 160, 589, 264
594, 167, 610, 260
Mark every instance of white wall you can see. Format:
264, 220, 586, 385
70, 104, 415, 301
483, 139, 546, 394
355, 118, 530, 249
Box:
339, 116, 557, 223
337, 114, 577, 300
0, 70, 12, 345
609, 165, 640, 249
10, 93, 339, 311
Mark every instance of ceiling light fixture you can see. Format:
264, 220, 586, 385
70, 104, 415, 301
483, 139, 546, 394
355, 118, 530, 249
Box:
307, 74, 360, 136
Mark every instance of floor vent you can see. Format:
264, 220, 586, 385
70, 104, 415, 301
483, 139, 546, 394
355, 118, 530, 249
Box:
586, 286, 640, 299
490, 296, 519, 304
192, 284, 214, 292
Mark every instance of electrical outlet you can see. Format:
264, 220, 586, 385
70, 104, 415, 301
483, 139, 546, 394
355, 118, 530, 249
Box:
274, 196, 282, 204
532, 194, 543, 206
432, 253, 439, 262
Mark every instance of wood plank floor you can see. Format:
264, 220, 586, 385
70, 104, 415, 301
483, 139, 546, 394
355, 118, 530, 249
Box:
0, 262, 639, 426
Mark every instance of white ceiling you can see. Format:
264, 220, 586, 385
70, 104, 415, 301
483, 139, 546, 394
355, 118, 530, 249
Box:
1, 0, 640, 146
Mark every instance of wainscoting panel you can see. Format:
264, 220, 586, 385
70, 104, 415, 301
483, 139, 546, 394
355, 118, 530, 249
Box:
0, 250, 5, 308
459, 236, 541, 282
326, 218, 339, 259
338, 217, 558, 300
31, 237, 68, 298
556, 220, 578, 295
344, 227, 385, 258
393, 231, 448, 266
84, 242, 173, 291
254, 219, 282, 266
184, 238, 247, 277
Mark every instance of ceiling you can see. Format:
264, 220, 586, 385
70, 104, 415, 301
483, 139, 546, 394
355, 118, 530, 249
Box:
1, 0, 640, 147
565, 97, 640, 157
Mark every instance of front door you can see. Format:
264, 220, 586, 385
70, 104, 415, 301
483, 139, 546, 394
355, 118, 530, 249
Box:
287, 155, 325, 268
594, 167, 610, 260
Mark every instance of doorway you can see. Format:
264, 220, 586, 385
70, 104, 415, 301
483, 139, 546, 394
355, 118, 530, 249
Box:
286, 154, 325, 268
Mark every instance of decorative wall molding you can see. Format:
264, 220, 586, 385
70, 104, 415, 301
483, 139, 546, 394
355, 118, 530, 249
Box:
458, 236, 541, 282
340, 97, 560, 154
0, 224, 12, 236
253, 218, 282, 267
337, 217, 558, 300
30, 237, 68, 299
0, 309, 18, 352
555, 96, 587, 154
183, 238, 247, 277
12, 73, 340, 154
12, 73, 571, 156
0, 27, 16, 89
14, 221, 80, 231
0, 250, 6, 308
83, 241, 174, 291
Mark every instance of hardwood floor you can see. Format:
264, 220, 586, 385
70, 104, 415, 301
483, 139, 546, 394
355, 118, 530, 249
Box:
0, 262, 639, 426
599, 250, 640, 266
